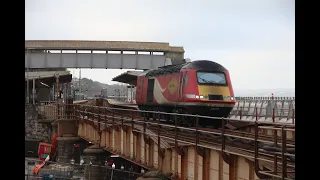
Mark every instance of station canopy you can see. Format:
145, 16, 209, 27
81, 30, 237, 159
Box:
112, 71, 143, 86
25, 71, 72, 86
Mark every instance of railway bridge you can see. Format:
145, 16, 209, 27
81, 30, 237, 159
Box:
36, 97, 295, 180
25, 40, 295, 180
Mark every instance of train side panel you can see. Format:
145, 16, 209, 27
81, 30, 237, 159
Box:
154, 73, 180, 104
136, 73, 182, 105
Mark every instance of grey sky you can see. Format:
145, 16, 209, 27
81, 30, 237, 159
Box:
25, 0, 295, 90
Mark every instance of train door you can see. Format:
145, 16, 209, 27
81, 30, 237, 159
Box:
137, 78, 144, 102
147, 79, 154, 103
179, 72, 184, 100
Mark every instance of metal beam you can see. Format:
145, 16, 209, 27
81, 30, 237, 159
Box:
25, 52, 166, 70
25, 40, 185, 70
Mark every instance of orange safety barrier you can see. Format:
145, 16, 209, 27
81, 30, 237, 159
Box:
33, 162, 45, 175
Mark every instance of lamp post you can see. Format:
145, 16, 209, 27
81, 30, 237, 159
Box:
111, 163, 115, 180
88, 160, 92, 180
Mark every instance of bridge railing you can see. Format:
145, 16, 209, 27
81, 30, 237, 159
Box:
72, 104, 295, 180
231, 98, 295, 124
235, 96, 295, 100
35, 101, 67, 121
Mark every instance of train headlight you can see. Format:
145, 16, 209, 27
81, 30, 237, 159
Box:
185, 94, 206, 99
231, 96, 234, 100
185, 94, 196, 98
224, 96, 232, 100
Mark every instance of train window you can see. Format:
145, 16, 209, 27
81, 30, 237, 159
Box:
184, 72, 189, 88
196, 72, 227, 85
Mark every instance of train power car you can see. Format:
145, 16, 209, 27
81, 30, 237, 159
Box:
135, 60, 236, 127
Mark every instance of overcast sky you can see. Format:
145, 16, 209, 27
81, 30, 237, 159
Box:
25, 0, 295, 90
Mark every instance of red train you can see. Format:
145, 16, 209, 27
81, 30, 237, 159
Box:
136, 60, 236, 127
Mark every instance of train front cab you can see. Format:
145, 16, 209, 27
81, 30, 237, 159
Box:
180, 68, 236, 118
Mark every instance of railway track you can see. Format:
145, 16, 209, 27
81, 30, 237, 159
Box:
75, 104, 295, 146
75, 104, 295, 163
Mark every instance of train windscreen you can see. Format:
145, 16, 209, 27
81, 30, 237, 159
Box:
196, 72, 227, 85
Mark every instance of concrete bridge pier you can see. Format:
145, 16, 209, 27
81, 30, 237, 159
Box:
81, 145, 108, 180
55, 97, 83, 163
56, 136, 82, 163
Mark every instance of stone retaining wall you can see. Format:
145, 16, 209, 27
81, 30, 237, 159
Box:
25, 104, 51, 142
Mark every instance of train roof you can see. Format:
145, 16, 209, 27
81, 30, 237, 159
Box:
142, 60, 228, 77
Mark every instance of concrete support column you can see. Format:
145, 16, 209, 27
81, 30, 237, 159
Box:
162, 149, 172, 174
177, 152, 182, 179
208, 150, 220, 180
145, 138, 149, 166
171, 148, 177, 176
82, 145, 107, 180
130, 129, 135, 159
121, 128, 125, 154
181, 150, 188, 180
171, 148, 182, 178
222, 156, 230, 180
107, 130, 111, 150
90, 126, 94, 142
111, 128, 121, 152
202, 149, 210, 180
196, 152, 203, 180
112, 129, 118, 152
100, 131, 106, 147
136, 134, 141, 162
140, 134, 145, 163
56, 136, 81, 163
125, 128, 131, 157
116, 129, 121, 153
148, 141, 154, 168
153, 142, 158, 169
84, 124, 88, 138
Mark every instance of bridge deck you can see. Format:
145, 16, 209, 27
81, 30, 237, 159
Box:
35, 98, 295, 180
25, 40, 185, 69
